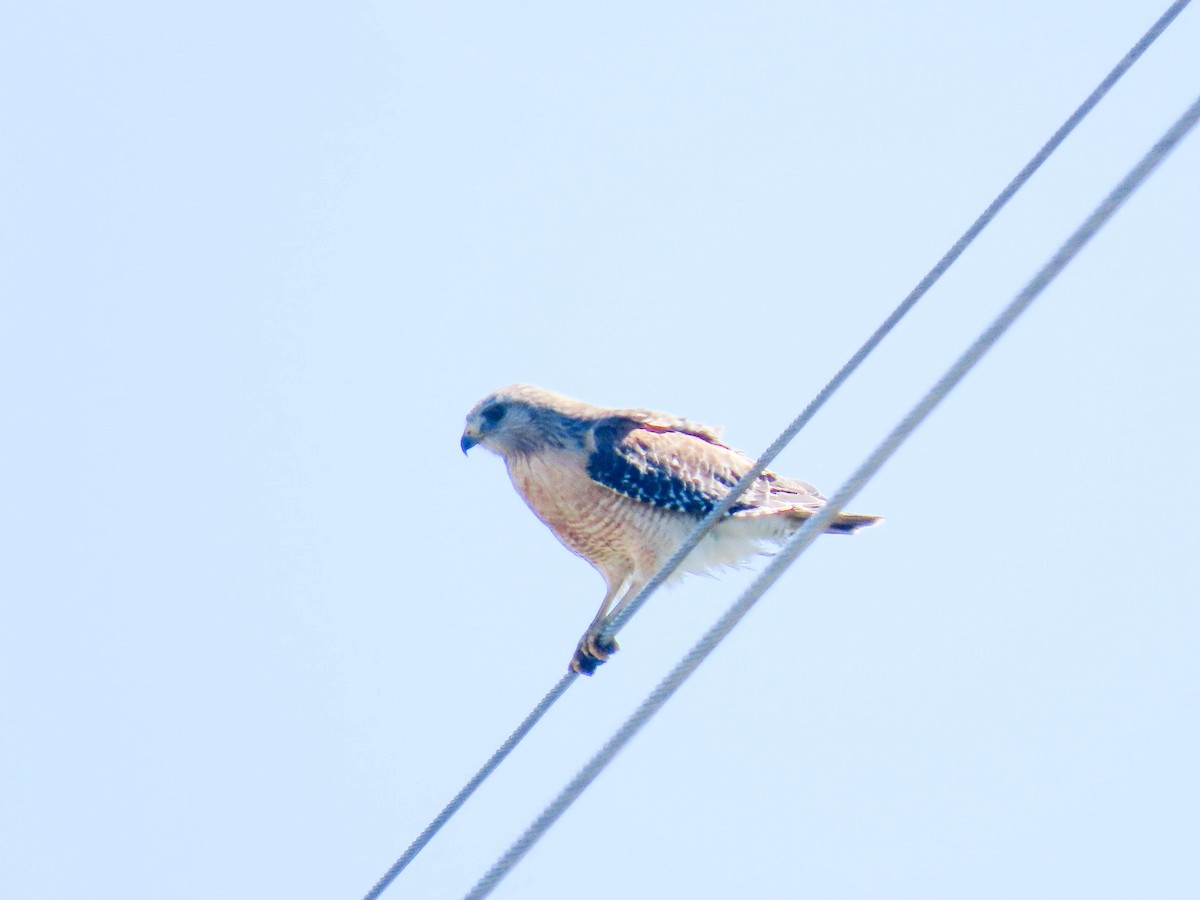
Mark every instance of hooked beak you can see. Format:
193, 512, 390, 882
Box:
460, 428, 480, 455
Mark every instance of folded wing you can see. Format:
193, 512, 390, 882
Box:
584, 417, 828, 519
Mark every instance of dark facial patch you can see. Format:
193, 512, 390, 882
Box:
482, 403, 507, 425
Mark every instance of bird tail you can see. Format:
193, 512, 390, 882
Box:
787, 509, 883, 534
826, 511, 883, 534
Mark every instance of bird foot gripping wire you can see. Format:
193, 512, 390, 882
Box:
570, 631, 619, 675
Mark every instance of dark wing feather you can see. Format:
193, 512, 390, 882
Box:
585, 418, 827, 517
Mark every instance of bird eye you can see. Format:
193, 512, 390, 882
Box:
482, 404, 506, 425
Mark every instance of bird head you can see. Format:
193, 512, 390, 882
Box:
461, 385, 595, 457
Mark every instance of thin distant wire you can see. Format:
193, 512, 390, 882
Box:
464, 91, 1200, 900
360, 674, 576, 900
597, 0, 1191, 650
360, 5, 1190, 896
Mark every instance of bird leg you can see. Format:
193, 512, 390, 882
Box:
569, 578, 625, 675
569, 578, 646, 675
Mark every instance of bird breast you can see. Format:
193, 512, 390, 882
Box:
504, 450, 786, 580
505, 450, 659, 568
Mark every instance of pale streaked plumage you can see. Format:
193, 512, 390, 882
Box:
461, 384, 881, 674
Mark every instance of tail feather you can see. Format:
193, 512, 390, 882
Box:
731, 504, 884, 535
825, 511, 883, 534
780, 508, 883, 534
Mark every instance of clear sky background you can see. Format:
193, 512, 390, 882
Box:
3, 3, 1198, 898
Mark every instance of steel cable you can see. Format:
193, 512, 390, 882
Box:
463, 89, 1200, 900
360, 5, 1191, 896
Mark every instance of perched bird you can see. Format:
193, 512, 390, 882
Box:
461, 385, 881, 674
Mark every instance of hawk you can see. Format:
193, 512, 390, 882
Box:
461, 385, 881, 674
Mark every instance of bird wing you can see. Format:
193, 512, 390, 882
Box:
585, 417, 827, 518
603, 407, 727, 444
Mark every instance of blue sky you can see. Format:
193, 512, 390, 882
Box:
3, 3, 1198, 898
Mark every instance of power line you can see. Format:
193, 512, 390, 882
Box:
360, 674, 577, 900
596, 0, 1193, 650
360, 4, 1191, 896
463, 89, 1200, 900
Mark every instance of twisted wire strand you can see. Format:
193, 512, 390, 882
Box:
360, 5, 1191, 895
463, 90, 1200, 900
596, 0, 1192, 648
